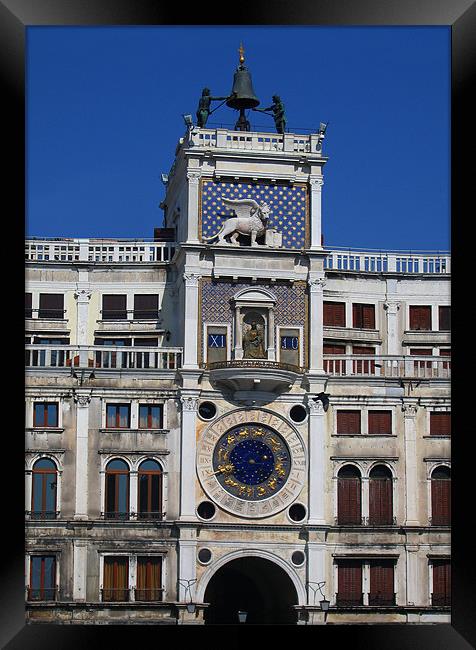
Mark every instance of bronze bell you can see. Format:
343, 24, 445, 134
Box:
226, 66, 260, 111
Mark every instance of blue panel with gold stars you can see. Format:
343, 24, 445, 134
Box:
200, 180, 308, 249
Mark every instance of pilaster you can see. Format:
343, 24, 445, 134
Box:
179, 393, 199, 520
73, 391, 92, 520
402, 402, 419, 526
182, 272, 200, 369
384, 301, 401, 355
307, 398, 326, 524
309, 176, 324, 249
308, 277, 325, 372
186, 171, 201, 243
73, 540, 88, 601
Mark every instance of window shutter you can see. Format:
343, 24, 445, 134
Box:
26, 293, 33, 318
352, 345, 375, 374
352, 304, 362, 328
323, 343, 346, 374
337, 410, 361, 434
368, 411, 392, 435
338, 478, 361, 524
369, 478, 393, 524
38, 294, 64, 319
102, 295, 127, 320
323, 302, 346, 327
363, 304, 375, 329
432, 560, 451, 605
439, 306, 451, 331
431, 479, 451, 525
338, 561, 362, 604
409, 306, 431, 330
369, 561, 394, 604
134, 294, 158, 319
430, 412, 451, 436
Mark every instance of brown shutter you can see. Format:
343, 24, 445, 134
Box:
323, 343, 346, 374
136, 557, 162, 601
368, 411, 392, 435
438, 306, 451, 331
102, 295, 127, 320
430, 412, 451, 436
323, 302, 346, 327
352, 345, 375, 374
432, 560, 451, 605
338, 561, 362, 604
431, 479, 451, 525
352, 303, 362, 328
26, 293, 32, 318
338, 478, 361, 524
369, 478, 393, 524
362, 304, 375, 329
369, 561, 394, 605
337, 410, 361, 434
134, 294, 158, 319
409, 306, 431, 330
103, 557, 129, 601
38, 294, 64, 319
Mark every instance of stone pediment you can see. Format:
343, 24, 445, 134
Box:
232, 287, 276, 305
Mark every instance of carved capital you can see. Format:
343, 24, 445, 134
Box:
384, 301, 400, 314
308, 277, 326, 291
187, 171, 201, 184
74, 289, 92, 303
308, 399, 325, 415
180, 395, 199, 412
401, 402, 418, 417
183, 272, 200, 287
309, 176, 324, 190
74, 392, 92, 407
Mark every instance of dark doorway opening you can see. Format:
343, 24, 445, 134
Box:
203, 556, 298, 624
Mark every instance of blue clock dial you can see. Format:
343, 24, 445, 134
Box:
212, 424, 291, 501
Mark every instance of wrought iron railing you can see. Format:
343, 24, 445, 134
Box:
26, 510, 60, 520
335, 594, 364, 607
368, 593, 396, 606
133, 588, 164, 602
101, 588, 131, 602
431, 593, 451, 606
27, 587, 58, 601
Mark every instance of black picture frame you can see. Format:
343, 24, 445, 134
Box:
3, 0, 474, 647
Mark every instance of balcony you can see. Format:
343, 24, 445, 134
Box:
335, 594, 364, 607
368, 593, 397, 607
25, 238, 175, 263
324, 247, 450, 275
324, 355, 450, 379
27, 588, 58, 602
205, 359, 303, 404
25, 345, 182, 371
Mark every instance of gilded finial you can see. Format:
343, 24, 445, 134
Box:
239, 43, 245, 65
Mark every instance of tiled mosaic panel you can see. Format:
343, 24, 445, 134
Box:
200, 180, 308, 250
201, 280, 306, 327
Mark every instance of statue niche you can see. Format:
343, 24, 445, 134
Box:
242, 313, 266, 359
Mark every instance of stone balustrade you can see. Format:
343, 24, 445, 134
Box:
323, 355, 450, 379
324, 248, 450, 274
185, 127, 322, 154
25, 238, 176, 263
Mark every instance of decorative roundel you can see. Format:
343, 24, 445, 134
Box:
196, 501, 216, 520
212, 424, 292, 501
197, 409, 307, 519
290, 405, 307, 423
199, 401, 217, 420
288, 503, 307, 522
291, 551, 305, 566
198, 548, 212, 564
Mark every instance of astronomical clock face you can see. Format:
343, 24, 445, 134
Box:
197, 409, 307, 519
212, 424, 292, 501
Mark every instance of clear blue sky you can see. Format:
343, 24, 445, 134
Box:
26, 26, 450, 250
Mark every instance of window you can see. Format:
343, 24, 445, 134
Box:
33, 403, 58, 428
102, 294, 127, 320
352, 345, 375, 374
439, 348, 451, 370
25, 293, 32, 318
323, 301, 346, 327
369, 561, 395, 605
31, 459, 57, 519
324, 343, 346, 374
336, 410, 361, 435
368, 465, 393, 525
431, 467, 451, 526
33, 337, 69, 367
430, 412, 451, 436
138, 460, 163, 520
409, 305, 432, 330
139, 405, 163, 429
352, 304, 375, 329
133, 294, 159, 320
29, 556, 56, 601
410, 348, 432, 371
38, 294, 64, 319
431, 559, 451, 606
103, 556, 129, 601
106, 404, 130, 428
136, 557, 163, 601
368, 411, 392, 435
337, 465, 362, 525
105, 459, 130, 519
438, 306, 451, 331
336, 560, 363, 606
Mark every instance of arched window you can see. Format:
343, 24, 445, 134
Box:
105, 459, 130, 520
138, 459, 163, 520
31, 458, 57, 519
337, 465, 361, 525
431, 466, 451, 526
369, 465, 393, 525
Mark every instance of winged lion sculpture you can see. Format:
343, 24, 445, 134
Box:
202, 197, 270, 246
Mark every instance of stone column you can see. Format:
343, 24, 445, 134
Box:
186, 172, 201, 243
74, 287, 91, 365
405, 545, 420, 605
183, 273, 200, 369
307, 399, 326, 524
74, 392, 91, 520
306, 542, 327, 624
384, 301, 401, 356
73, 540, 88, 601
234, 306, 243, 359
308, 277, 325, 372
403, 403, 419, 526
179, 394, 199, 521
361, 476, 370, 524
267, 307, 275, 361
309, 177, 324, 249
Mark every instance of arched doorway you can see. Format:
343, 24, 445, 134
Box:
203, 556, 299, 624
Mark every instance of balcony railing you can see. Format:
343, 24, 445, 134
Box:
101, 588, 131, 602
334, 516, 397, 527
324, 247, 450, 275
25, 238, 175, 263
27, 587, 57, 601
100, 512, 166, 521
324, 355, 450, 379
335, 594, 364, 607
25, 345, 182, 371
26, 510, 60, 520
206, 359, 303, 373
431, 593, 451, 606
134, 588, 164, 602
185, 127, 322, 154
368, 593, 397, 606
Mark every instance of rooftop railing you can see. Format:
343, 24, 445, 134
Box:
25, 238, 175, 263
324, 247, 450, 275
186, 127, 322, 154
